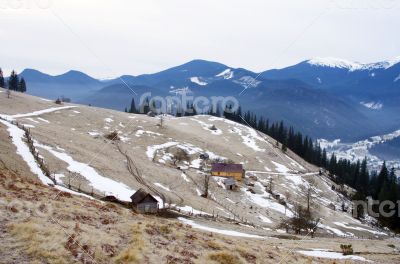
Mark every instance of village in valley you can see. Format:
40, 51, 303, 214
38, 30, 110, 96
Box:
1, 88, 399, 263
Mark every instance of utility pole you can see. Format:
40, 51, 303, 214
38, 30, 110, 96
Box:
159, 114, 164, 128
268, 177, 273, 193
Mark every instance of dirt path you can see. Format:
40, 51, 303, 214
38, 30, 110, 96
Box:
117, 143, 184, 207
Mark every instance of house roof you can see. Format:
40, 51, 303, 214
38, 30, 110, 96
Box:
211, 163, 243, 173
224, 177, 236, 185
130, 188, 158, 204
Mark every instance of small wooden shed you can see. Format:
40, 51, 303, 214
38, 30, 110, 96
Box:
223, 177, 236, 190
130, 189, 158, 213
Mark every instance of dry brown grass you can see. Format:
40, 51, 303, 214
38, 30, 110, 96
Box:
9, 221, 70, 263
206, 240, 223, 250
114, 224, 144, 263
235, 247, 257, 264
207, 251, 244, 264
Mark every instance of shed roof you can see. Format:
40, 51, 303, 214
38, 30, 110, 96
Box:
130, 188, 158, 204
211, 163, 243, 173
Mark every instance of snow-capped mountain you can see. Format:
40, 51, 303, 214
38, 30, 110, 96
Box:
307, 57, 400, 71
261, 57, 400, 123
261, 57, 400, 95
20, 57, 400, 144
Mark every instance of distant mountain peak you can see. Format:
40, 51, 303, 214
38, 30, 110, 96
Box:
307, 56, 400, 71
307, 57, 362, 71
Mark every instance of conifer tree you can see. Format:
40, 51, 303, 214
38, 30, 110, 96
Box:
140, 97, 150, 114
18, 77, 27, 93
357, 157, 369, 195
0, 68, 4, 88
376, 161, 389, 198
129, 97, 137, 113
8, 70, 19, 91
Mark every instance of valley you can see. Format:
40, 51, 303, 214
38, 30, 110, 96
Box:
318, 129, 400, 175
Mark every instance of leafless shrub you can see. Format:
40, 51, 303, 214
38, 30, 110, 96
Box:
171, 148, 190, 165
340, 244, 353, 255
105, 131, 120, 141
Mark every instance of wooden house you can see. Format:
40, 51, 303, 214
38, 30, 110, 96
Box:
130, 189, 158, 213
211, 163, 244, 181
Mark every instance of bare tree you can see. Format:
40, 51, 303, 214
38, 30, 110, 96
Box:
302, 179, 317, 214
279, 204, 320, 237
202, 174, 210, 198
200, 154, 211, 198
172, 148, 189, 166
6, 87, 10, 99
67, 172, 71, 189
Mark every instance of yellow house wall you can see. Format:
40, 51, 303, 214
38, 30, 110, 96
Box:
211, 171, 243, 181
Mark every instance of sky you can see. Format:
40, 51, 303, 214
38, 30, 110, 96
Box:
0, 0, 399, 78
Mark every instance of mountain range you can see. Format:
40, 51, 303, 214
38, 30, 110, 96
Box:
18, 57, 400, 145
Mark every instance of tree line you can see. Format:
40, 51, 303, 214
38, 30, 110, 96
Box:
223, 107, 399, 232
0, 68, 27, 92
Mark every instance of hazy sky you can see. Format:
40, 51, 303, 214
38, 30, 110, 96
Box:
1, 0, 399, 78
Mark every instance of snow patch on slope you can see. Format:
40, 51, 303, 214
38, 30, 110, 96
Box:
0, 120, 53, 185
297, 249, 367, 261
333, 222, 386, 235
8, 106, 77, 120
178, 217, 264, 239
35, 142, 134, 201
154, 182, 170, 191
242, 182, 293, 217
360, 101, 383, 110
190, 117, 223, 135
190, 77, 207, 86
271, 161, 290, 173
216, 69, 234, 79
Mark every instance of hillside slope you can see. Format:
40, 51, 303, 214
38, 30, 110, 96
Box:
1, 89, 399, 263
